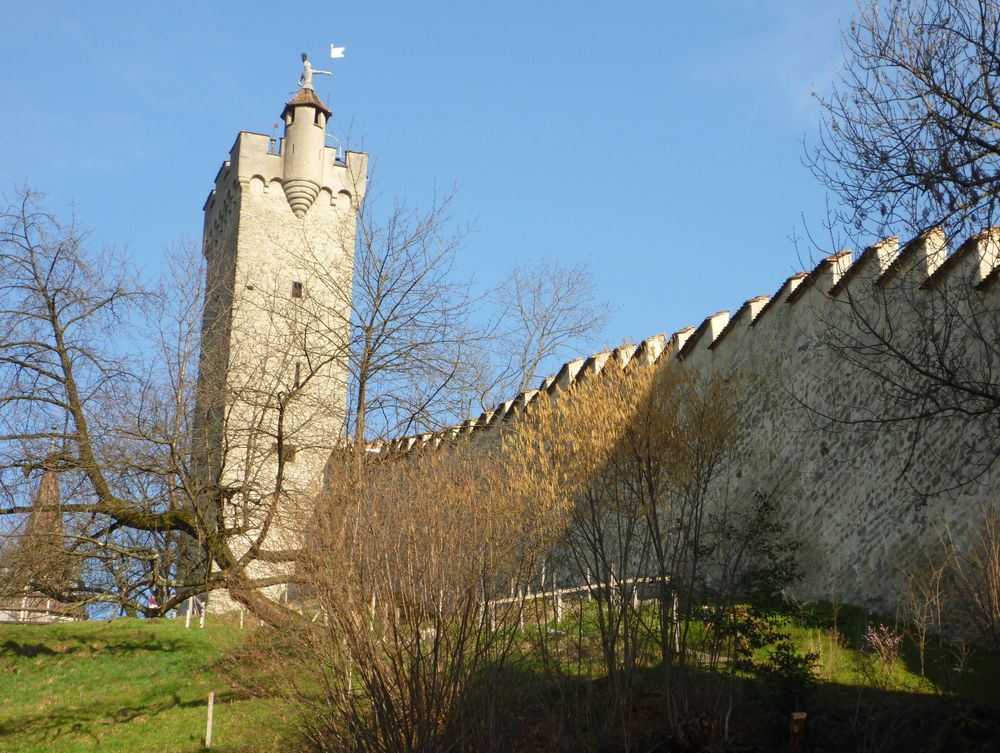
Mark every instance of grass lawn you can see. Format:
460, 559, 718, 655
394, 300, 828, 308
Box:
514, 598, 1000, 698
788, 601, 1000, 701
0, 602, 997, 752
0, 615, 286, 753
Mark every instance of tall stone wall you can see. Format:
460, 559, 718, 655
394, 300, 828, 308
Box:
676, 229, 998, 605
379, 228, 999, 608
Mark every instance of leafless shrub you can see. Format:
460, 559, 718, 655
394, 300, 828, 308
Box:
941, 504, 1000, 651
248, 441, 563, 753
902, 554, 947, 678
505, 358, 801, 747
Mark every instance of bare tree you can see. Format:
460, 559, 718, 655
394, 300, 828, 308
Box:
491, 256, 612, 396
503, 354, 801, 748
940, 504, 1000, 650
0, 188, 150, 612
802, 1, 1000, 490
239, 439, 562, 753
345, 188, 490, 442
0, 188, 311, 623
807, 0, 1000, 243
516, 357, 655, 715
282, 183, 495, 448
287, 185, 615, 446
0, 181, 554, 622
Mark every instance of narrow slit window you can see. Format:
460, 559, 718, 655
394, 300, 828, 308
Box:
273, 442, 297, 463
292, 281, 303, 298
293, 362, 301, 388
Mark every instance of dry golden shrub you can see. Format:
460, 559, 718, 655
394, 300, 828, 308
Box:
259, 439, 566, 752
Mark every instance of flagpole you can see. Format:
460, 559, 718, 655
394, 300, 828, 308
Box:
326, 45, 346, 160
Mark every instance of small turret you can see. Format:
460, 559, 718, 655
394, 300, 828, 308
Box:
281, 54, 332, 218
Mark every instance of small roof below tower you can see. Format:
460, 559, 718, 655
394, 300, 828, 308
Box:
282, 86, 332, 119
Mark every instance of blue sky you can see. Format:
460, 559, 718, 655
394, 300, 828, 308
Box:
1, 0, 857, 364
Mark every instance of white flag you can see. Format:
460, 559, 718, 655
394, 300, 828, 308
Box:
331, 45, 346, 59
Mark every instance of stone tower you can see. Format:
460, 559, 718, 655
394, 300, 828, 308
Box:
194, 56, 367, 601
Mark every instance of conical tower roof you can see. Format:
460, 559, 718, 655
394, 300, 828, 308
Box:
282, 86, 332, 119
23, 470, 61, 541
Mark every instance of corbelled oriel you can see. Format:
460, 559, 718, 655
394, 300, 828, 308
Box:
280, 55, 332, 218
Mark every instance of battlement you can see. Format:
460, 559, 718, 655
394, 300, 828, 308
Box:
203, 131, 367, 221
380, 228, 996, 453
371, 229, 1000, 609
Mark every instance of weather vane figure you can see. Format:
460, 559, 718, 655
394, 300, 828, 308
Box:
298, 46, 345, 90
299, 53, 315, 89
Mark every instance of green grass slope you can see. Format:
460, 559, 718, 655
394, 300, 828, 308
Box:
1, 603, 998, 752
0, 617, 285, 753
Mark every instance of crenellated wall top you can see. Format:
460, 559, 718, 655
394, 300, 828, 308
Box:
371, 228, 1000, 458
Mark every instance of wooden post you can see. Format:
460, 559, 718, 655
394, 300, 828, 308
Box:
518, 588, 524, 631
205, 690, 215, 748
610, 563, 618, 609
239, 608, 244, 630
790, 711, 807, 753
673, 593, 680, 653
185, 597, 193, 629
344, 637, 352, 695
481, 587, 493, 632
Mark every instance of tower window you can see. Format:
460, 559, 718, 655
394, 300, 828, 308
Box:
274, 443, 297, 463
292, 281, 303, 298
293, 362, 301, 388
